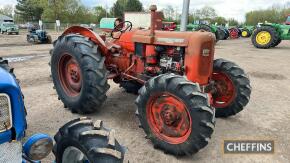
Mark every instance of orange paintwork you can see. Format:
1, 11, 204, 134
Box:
61, 26, 215, 86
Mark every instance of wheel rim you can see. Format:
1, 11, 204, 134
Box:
230, 29, 239, 39
58, 54, 82, 97
242, 31, 248, 37
62, 146, 89, 163
256, 31, 271, 45
211, 72, 236, 108
146, 93, 192, 144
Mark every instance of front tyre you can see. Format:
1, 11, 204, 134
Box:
136, 74, 215, 156
212, 59, 251, 117
53, 117, 125, 163
51, 34, 110, 114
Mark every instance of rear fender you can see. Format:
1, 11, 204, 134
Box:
62, 26, 109, 55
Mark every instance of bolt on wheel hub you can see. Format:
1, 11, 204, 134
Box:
58, 54, 82, 97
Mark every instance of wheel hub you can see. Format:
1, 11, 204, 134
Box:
211, 72, 236, 108
256, 31, 271, 45
147, 93, 192, 144
242, 31, 248, 37
160, 105, 181, 126
58, 54, 82, 97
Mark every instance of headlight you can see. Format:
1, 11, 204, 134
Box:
0, 93, 12, 132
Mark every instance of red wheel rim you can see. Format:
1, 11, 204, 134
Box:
146, 93, 192, 144
211, 72, 236, 108
58, 54, 82, 97
230, 29, 239, 39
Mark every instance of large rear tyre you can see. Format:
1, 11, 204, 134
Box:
251, 26, 279, 49
217, 28, 225, 40
212, 59, 251, 117
53, 117, 125, 163
51, 34, 110, 114
136, 74, 215, 156
229, 28, 240, 39
196, 25, 219, 42
272, 38, 282, 47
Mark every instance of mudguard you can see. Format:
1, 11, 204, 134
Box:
62, 26, 109, 55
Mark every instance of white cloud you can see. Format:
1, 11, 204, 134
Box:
1, 0, 289, 22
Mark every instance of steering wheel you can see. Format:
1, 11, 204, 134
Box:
110, 21, 132, 39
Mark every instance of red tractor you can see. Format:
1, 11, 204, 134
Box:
50, 5, 251, 156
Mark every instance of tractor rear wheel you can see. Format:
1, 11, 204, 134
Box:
136, 74, 215, 155
47, 35, 52, 44
212, 59, 251, 117
217, 28, 225, 40
196, 25, 220, 42
272, 38, 282, 47
229, 28, 240, 39
51, 34, 110, 114
251, 26, 279, 49
53, 117, 125, 163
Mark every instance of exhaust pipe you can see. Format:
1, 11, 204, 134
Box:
149, 5, 157, 43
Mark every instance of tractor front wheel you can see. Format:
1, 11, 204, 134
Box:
51, 34, 110, 114
53, 117, 125, 163
241, 29, 251, 38
251, 26, 279, 49
136, 74, 215, 155
212, 59, 251, 117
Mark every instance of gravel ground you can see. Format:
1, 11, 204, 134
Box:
0, 30, 289, 163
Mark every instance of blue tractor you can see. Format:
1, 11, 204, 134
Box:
26, 28, 52, 44
0, 58, 125, 163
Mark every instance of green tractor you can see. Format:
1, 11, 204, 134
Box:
188, 20, 225, 42
175, 20, 226, 41
241, 26, 255, 38
251, 15, 290, 49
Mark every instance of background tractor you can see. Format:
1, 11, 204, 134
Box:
0, 58, 125, 163
228, 27, 241, 39
240, 26, 255, 38
251, 15, 290, 49
50, 5, 251, 156
27, 27, 52, 44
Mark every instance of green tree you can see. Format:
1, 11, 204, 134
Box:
94, 6, 107, 23
125, 0, 143, 12
195, 6, 217, 21
228, 18, 239, 26
111, 0, 127, 18
211, 16, 227, 25
0, 5, 14, 17
15, 0, 43, 21
163, 5, 174, 21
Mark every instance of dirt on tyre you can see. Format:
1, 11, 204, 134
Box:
211, 59, 251, 118
53, 117, 125, 163
251, 26, 279, 49
50, 34, 110, 114
136, 74, 215, 156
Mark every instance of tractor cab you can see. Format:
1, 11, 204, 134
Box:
286, 15, 290, 25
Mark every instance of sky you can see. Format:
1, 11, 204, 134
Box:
1, 0, 289, 22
